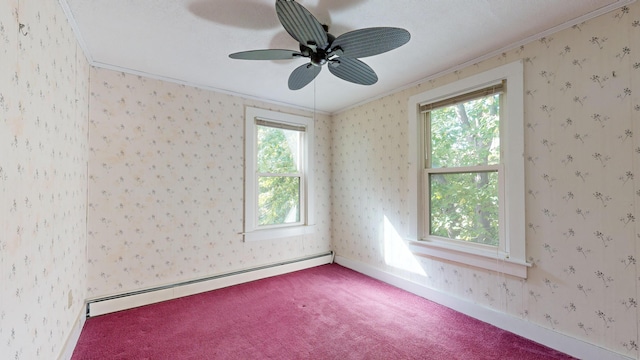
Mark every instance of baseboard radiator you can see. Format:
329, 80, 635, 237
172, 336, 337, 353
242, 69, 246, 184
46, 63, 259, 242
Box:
86, 251, 335, 318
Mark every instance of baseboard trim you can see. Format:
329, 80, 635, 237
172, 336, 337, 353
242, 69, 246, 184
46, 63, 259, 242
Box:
57, 305, 86, 360
87, 251, 334, 317
334, 255, 631, 360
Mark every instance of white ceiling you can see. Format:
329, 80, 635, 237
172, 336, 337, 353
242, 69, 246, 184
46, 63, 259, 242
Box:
62, 0, 630, 114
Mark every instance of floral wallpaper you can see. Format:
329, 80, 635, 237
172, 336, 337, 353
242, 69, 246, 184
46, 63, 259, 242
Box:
86, 68, 332, 298
332, 4, 640, 358
3, 0, 639, 358
0, 0, 89, 359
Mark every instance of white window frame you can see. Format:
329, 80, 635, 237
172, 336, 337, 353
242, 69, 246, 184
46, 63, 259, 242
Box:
244, 107, 315, 242
407, 61, 529, 278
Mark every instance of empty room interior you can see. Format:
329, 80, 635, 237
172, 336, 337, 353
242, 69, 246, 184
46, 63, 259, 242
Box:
2, 0, 640, 359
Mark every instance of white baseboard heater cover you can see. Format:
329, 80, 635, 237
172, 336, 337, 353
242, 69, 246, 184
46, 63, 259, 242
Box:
87, 251, 334, 317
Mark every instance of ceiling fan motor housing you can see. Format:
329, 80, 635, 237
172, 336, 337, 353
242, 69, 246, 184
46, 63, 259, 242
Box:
310, 49, 327, 66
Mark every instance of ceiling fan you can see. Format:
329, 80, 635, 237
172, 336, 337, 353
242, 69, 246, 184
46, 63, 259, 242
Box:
229, 0, 411, 90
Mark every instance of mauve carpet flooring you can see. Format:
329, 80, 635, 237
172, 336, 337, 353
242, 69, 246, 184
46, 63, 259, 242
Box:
72, 264, 575, 359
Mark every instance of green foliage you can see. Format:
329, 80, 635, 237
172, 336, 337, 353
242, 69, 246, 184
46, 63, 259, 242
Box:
258, 176, 300, 225
256, 125, 301, 226
257, 125, 299, 173
430, 172, 499, 245
428, 95, 500, 245
429, 95, 500, 168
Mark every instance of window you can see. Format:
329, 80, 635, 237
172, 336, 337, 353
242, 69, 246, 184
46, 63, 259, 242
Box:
426, 84, 502, 247
244, 107, 315, 242
407, 61, 529, 278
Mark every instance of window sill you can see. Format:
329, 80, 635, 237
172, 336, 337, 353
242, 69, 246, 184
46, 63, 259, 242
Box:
244, 225, 315, 242
406, 239, 530, 278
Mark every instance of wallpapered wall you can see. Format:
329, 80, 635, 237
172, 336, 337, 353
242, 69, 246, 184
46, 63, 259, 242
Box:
332, 4, 640, 357
0, 0, 89, 359
3, 0, 638, 358
86, 68, 332, 298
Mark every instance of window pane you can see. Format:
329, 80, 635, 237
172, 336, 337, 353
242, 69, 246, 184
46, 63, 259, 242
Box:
257, 125, 300, 173
429, 171, 499, 246
429, 94, 500, 168
258, 176, 300, 226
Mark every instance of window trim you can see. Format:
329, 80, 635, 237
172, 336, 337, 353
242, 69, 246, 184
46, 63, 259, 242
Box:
255, 120, 305, 228
425, 166, 502, 249
407, 61, 529, 278
244, 107, 315, 242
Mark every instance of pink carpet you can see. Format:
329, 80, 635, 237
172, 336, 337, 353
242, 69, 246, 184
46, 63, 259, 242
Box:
72, 264, 575, 359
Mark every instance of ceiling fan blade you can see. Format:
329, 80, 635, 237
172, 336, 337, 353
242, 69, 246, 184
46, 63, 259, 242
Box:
288, 63, 321, 90
229, 49, 302, 60
328, 57, 378, 86
331, 27, 410, 58
276, 0, 328, 49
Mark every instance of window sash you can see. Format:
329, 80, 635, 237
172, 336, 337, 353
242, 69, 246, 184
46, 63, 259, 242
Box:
407, 61, 526, 277
256, 123, 304, 174
257, 175, 302, 227
244, 106, 315, 242
254, 127, 305, 229
425, 168, 500, 246
420, 81, 505, 113
424, 92, 503, 170
255, 118, 306, 132
423, 88, 505, 250
427, 164, 500, 174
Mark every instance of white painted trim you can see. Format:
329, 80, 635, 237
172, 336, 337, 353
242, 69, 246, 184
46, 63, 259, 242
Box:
87, 253, 333, 317
407, 240, 530, 279
244, 224, 316, 242
60, 0, 634, 116
56, 306, 86, 360
54, 0, 330, 116
334, 255, 632, 360
244, 107, 316, 242
96, 61, 332, 116
333, 0, 637, 115
407, 61, 527, 276
58, 0, 94, 63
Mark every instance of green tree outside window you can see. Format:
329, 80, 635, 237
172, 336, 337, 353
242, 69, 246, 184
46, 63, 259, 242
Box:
428, 94, 500, 246
256, 125, 302, 226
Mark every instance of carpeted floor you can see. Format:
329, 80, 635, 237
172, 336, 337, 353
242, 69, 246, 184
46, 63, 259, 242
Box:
72, 264, 575, 359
